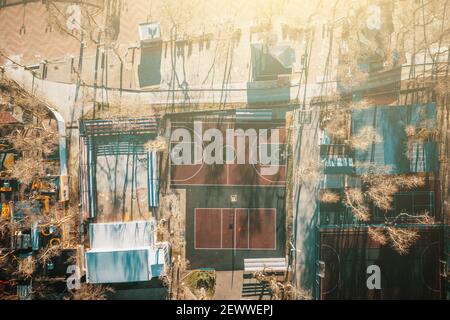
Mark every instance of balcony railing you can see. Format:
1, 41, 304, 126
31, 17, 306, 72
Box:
373, 191, 436, 223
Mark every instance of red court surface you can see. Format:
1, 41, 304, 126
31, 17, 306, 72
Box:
171, 163, 286, 186
194, 208, 276, 250
170, 121, 287, 187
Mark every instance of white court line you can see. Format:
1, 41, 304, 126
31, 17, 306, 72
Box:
194, 208, 277, 250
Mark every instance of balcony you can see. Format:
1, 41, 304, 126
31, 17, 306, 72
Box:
320, 144, 354, 175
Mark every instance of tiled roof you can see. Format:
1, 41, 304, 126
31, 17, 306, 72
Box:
0, 111, 20, 124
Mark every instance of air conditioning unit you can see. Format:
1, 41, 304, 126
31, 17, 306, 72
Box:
139, 22, 162, 47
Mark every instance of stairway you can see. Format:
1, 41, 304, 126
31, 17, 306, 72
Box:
241, 273, 273, 300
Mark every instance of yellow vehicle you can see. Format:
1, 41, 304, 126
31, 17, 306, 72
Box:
1, 202, 10, 220
0, 181, 12, 192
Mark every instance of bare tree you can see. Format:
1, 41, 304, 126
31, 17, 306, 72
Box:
65, 284, 114, 300
0, 76, 79, 300
369, 226, 420, 255
350, 126, 383, 151
145, 136, 168, 153
344, 188, 370, 222
319, 190, 340, 204
253, 270, 312, 300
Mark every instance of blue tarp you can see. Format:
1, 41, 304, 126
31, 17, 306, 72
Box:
86, 248, 151, 284
352, 103, 438, 174
86, 247, 167, 284
89, 220, 155, 249
86, 220, 168, 284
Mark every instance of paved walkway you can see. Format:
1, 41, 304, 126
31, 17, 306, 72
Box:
292, 108, 321, 295
213, 270, 243, 300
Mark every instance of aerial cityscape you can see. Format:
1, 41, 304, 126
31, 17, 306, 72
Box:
0, 0, 449, 301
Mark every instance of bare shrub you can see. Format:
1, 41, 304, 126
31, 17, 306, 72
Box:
414, 212, 435, 224
323, 112, 348, 140
344, 188, 370, 221
365, 181, 398, 212
351, 165, 428, 254
158, 192, 188, 298
405, 125, 416, 138
348, 99, 371, 111
183, 269, 215, 299
145, 136, 168, 153
253, 271, 312, 300
160, 193, 181, 220
6, 128, 57, 157
37, 245, 62, 265
158, 193, 184, 258
368, 227, 388, 245
405, 126, 437, 161
357, 162, 425, 214
16, 256, 36, 278
160, 268, 197, 300
10, 93, 49, 120
8, 157, 46, 184
66, 284, 114, 300
364, 174, 425, 212
394, 175, 425, 189
369, 226, 419, 255
1, 78, 59, 187
320, 190, 340, 203
0, 220, 16, 238
350, 126, 383, 151
160, 260, 195, 300
386, 227, 419, 255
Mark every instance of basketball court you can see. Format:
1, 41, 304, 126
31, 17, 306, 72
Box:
170, 118, 287, 270
170, 121, 287, 187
